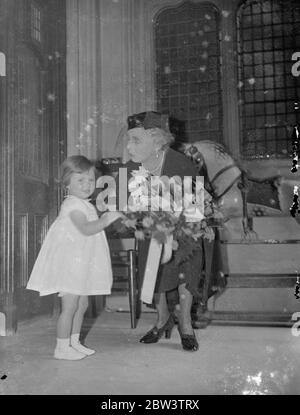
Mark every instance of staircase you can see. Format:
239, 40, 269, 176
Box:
208, 216, 300, 325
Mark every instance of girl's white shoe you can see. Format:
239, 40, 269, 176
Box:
54, 346, 86, 360
70, 333, 95, 356
71, 343, 95, 356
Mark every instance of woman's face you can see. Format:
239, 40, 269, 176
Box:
126, 128, 158, 163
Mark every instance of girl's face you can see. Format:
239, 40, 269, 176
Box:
126, 128, 158, 163
68, 168, 95, 199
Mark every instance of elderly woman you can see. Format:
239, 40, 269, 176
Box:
122, 111, 209, 351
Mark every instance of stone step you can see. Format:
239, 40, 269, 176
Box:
220, 216, 300, 241
209, 312, 293, 325
221, 243, 300, 274
208, 287, 299, 314
225, 273, 296, 288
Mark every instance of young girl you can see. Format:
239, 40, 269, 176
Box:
27, 155, 122, 360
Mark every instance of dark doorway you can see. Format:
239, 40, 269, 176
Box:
0, 0, 67, 327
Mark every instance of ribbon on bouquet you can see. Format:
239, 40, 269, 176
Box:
141, 235, 173, 304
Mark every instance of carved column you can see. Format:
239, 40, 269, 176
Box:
0, 0, 17, 335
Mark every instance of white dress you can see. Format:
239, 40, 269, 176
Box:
26, 195, 113, 296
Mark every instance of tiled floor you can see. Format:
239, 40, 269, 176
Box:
1, 310, 300, 395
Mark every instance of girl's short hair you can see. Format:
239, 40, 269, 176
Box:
147, 127, 175, 150
60, 155, 94, 186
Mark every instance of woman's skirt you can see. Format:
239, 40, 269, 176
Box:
137, 230, 224, 302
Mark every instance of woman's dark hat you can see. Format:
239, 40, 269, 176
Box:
127, 111, 170, 131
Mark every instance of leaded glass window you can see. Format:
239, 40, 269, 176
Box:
237, 0, 300, 158
155, 2, 222, 143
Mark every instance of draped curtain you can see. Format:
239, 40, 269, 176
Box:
66, 0, 99, 159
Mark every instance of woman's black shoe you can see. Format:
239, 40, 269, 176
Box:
139, 314, 175, 343
178, 327, 199, 351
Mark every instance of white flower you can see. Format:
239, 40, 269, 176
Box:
129, 187, 143, 197
128, 192, 149, 211
142, 217, 154, 227
123, 218, 137, 228
184, 206, 204, 222
173, 200, 183, 215
128, 176, 148, 192
131, 166, 149, 178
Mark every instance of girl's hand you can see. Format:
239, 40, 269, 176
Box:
101, 211, 125, 227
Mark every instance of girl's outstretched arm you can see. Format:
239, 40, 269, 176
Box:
69, 210, 124, 236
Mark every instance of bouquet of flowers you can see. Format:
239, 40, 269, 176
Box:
121, 166, 223, 265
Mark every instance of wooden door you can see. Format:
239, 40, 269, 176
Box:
0, 0, 67, 327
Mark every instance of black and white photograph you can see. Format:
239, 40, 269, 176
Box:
0, 0, 300, 398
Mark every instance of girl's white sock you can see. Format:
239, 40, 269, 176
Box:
54, 337, 86, 360
70, 333, 80, 344
56, 338, 70, 351
70, 333, 95, 356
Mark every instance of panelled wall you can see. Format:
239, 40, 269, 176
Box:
0, 0, 67, 329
